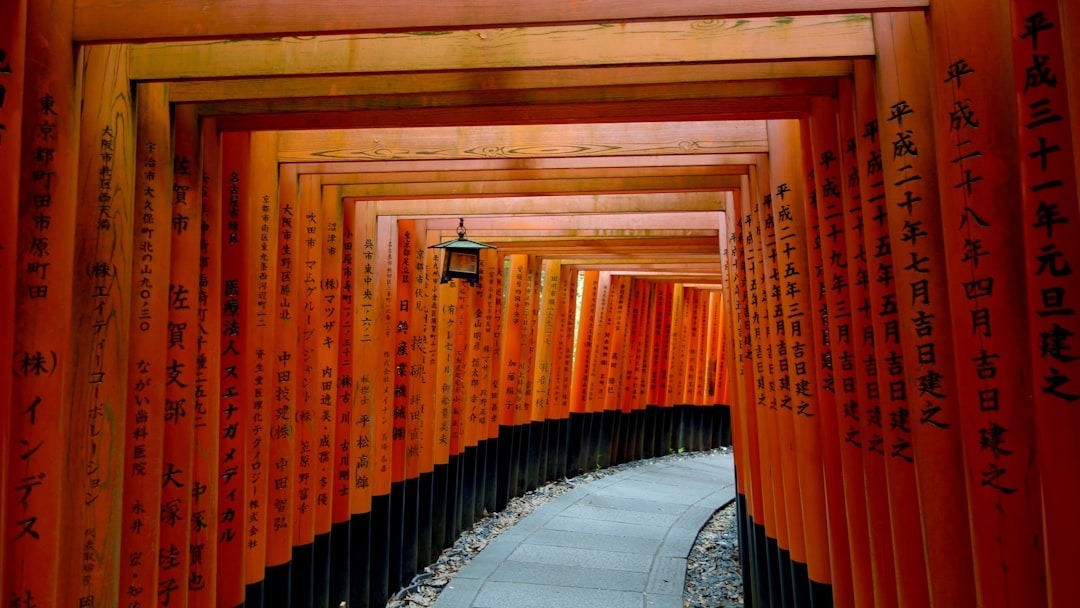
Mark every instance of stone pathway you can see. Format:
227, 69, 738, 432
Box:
432, 453, 736, 608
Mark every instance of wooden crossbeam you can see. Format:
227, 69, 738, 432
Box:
288, 154, 762, 175
315, 165, 747, 186
168, 63, 852, 103
189, 78, 834, 112
129, 15, 874, 80
422, 211, 722, 230
278, 120, 767, 162
359, 192, 725, 215
211, 97, 809, 131
76, 0, 927, 42
337, 174, 740, 198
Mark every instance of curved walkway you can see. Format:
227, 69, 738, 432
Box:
433, 452, 737, 608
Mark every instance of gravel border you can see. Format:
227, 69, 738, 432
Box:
385, 447, 741, 608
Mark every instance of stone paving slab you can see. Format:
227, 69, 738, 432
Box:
433, 452, 736, 608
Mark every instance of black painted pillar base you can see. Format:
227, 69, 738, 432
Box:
329, 519, 350, 606
810, 580, 834, 608
244, 580, 264, 608
483, 437, 497, 513
431, 462, 448, 556
494, 425, 511, 511
417, 470, 434, 565
461, 447, 477, 531
447, 452, 461, 542
567, 412, 585, 475
525, 421, 541, 491
368, 492, 390, 607
264, 562, 291, 608
349, 511, 371, 608
291, 542, 314, 608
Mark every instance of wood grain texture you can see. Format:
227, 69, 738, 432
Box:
168, 62, 851, 103
77, 0, 926, 42
129, 15, 874, 80
277, 120, 767, 162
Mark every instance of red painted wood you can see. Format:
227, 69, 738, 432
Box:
216, 131, 250, 607
118, 82, 171, 608
852, 58, 930, 608
1009, 2, 1080, 605
873, 12, 978, 607
4, 4, 74, 604
190, 117, 222, 605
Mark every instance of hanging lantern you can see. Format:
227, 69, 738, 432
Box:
429, 218, 496, 286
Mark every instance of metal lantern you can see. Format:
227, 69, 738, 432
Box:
428, 218, 496, 286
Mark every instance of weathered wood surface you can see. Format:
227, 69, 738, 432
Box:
169, 63, 851, 103
126, 18, 874, 79
276, 120, 767, 162
77, 0, 926, 42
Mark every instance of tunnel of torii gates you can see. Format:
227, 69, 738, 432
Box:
1, 1, 1080, 608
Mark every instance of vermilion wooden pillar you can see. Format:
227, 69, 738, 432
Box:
354, 201, 390, 607
926, 2, 1047, 605
269, 162, 299, 600
160, 102, 201, 608
369, 211, 397, 606
332, 190, 357, 602
246, 131, 280, 603
872, 12, 978, 608
481, 249, 501, 512
0, 7, 26, 595
722, 199, 762, 607
391, 218, 414, 588
807, 96, 875, 608
291, 174, 320, 606
852, 58, 930, 608
531, 259, 561, 476
837, 76, 900, 608
1061, 0, 1080, 181
191, 116, 222, 606
5, 2, 73, 603
765, 123, 838, 608
348, 197, 376, 608
118, 81, 171, 608
61, 43, 134, 608
749, 165, 809, 607
1008, 2, 1080, 606
217, 131, 250, 608
552, 265, 578, 476
435, 241, 458, 540
737, 174, 790, 607
568, 270, 599, 473
412, 228, 435, 562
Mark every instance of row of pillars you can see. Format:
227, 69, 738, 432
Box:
722, 5, 1079, 608
0, 8, 732, 606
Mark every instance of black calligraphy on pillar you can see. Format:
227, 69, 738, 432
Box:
884, 100, 951, 434
941, 56, 1016, 495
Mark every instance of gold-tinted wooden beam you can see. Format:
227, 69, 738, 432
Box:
288, 154, 761, 175
315, 165, 747, 186
423, 211, 722, 230
278, 120, 767, 162
337, 174, 740, 198
77, 0, 927, 42
129, 16, 874, 80
211, 97, 809, 131
360, 192, 725, 215
169, 63, 852, 103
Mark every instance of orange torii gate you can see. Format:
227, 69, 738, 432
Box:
4, 2, 1080, 608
